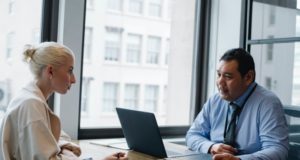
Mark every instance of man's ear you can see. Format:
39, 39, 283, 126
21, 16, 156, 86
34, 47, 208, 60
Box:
244, 70, 255, 84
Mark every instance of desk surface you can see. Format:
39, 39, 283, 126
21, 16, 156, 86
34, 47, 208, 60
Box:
78, 140, 212, 160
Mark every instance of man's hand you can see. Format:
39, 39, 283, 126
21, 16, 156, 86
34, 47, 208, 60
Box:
210, 143, 237, 155
213, 153, 240, 160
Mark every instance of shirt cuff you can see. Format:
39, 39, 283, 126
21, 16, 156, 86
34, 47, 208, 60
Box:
201, 141, 215, 153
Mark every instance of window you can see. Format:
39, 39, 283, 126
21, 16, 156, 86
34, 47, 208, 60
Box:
84, 27, 93, 62
165, 38, 170, 65
107, 0, 123, 11
144, 85, 159, 112
86, 0, 94, 10
8, 0, 15, 14
251, 1, 299, 39
246, 2, 300, 157
265, 77, 272, 90
81, 77, 92, 114
162, 85, 167, 114
102, 82, 119, 112
31, 28, 41, 45
0, 0, 42, 117
104, 27, 122, 61
70, 0, 199, 137
266, 35, 274, 62
269, 6, 276, 26
266, 43, 273, 61
147, 36, 161, 64
148, 0, 162, 17
126, 34, 142, 63
6, 32, 15, 60
128, 0, 143, 14
124, 84, 139, 109
248, 1, 300, 106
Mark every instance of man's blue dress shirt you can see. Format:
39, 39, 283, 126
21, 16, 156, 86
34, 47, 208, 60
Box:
186, 82, 289, 160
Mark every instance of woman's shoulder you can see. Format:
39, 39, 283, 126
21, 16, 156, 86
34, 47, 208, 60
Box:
6, 96, 48, 126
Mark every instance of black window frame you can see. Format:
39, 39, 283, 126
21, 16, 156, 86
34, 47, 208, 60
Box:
41, 0, 59, 111
244, 0, 300, 50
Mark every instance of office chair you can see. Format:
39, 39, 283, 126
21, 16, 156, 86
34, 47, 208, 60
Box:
283, 105, 300, 160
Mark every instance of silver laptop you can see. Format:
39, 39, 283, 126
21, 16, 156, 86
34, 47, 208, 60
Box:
116, 107, 200, 158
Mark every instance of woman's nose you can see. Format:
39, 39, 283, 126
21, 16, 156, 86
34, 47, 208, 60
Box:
71, 74, 76, 84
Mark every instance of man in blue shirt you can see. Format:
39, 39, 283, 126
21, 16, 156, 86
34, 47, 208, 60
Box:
186, 48, 289, 160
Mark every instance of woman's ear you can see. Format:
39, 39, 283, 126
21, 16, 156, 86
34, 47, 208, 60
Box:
45, 65, 54, 79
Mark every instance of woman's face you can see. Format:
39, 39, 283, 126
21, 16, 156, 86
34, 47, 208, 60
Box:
51, 56, 76, 94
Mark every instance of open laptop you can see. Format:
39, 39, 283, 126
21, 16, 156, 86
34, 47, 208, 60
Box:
116, 107, 201, 158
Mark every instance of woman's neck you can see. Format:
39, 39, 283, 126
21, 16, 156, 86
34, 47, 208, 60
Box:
35, 79, 53, 100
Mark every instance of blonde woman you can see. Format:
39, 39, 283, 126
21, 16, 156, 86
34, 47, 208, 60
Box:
0, 42, 127, 160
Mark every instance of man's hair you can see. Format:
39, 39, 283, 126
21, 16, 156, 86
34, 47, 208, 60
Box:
220, 48, 255, 79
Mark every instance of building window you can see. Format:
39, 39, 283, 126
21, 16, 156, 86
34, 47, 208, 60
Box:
104, 27, 123, 61
31, 28, 41, 45
107, 0, 123, 11
8, 0, 15, 14
265, 77, 272, 90
266, 43, 273, 61
148, 0, 162, 17
269, 6, 275, 26
162, 85, 167, 114
84, 27, 93, 61
126, 33, 142, 63
165, 38, 170, 65
6, 32, 15, 60
124, 84, 139, 109
86, 0, 94, 10
266, 35, 274, 62
128, 0, 143, 14
102, 82, 119, 112
144, 85, 159, 112
81, 77, 92, 114
147, 36, 161, 64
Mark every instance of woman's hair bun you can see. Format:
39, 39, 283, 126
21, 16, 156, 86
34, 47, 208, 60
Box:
23, 44, 36, 62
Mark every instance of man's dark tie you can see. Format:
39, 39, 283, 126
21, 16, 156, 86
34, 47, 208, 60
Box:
224, 102, 241, 147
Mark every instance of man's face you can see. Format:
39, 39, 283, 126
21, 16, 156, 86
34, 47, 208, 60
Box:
216, 60, 253, 101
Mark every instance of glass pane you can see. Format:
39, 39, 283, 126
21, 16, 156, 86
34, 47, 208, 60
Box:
126, 34, 142, 63
107, 0, 123, 11
148, 0, 162, 17
81, 0, 195, 128
251, 1, 300, 39
128, 0, 143, 14
124, 84, 139, 109
250, 43, 300, 106
0, 0, 42, 117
